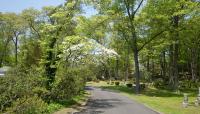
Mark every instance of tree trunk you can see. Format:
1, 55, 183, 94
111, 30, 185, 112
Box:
169, 15, 179, 90
12, 33, 19, 66
45, 37, 57, 89
0, 39, 10, 67
133, 46, 140, 94
125, 45, 130, 82
173, 15, 179, 90
115, 57, 119, 80
173, 42, 179, 89
160, 51, 166, 77
124, 0, 142, 94
109, 69, 111, 84
15, 37, 18, 65
152, 59, 155, 75
131, 30, 140, 94
147, 56, 150, 72
169, 45, 174, 85
190, 47, 197, 81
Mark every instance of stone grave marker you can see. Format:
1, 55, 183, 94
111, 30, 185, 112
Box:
182, 93, 188, 108
195, 87, 200, 106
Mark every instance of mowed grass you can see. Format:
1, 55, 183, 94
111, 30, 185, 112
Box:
87, 81, 200, 114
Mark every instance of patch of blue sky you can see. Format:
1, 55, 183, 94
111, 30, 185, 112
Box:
81, 4, 98, 18
0, 0, 97, 17
0, 0, 65, 13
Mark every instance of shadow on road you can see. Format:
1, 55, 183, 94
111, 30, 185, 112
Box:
75, 86, 160, 114
74, 98, 122, 114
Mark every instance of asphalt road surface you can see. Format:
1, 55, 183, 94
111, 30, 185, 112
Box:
74, 86, 159, 114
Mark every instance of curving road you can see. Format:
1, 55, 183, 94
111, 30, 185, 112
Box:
74, 86, 159, 114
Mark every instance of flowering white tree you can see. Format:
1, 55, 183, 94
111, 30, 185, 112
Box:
60, 36, 118, 67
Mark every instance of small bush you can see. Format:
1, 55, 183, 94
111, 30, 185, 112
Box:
179, 80, 200, 89
47, 103, 63, 113
153, 78, 164, 88
51, 67, 85, 101
190, 82, 199, 88
6, 96, 48, 114
32, 87, 50, 101
0, 66, 47, 112
126, 83, 133, 88
140, 83, 146, 90
140, 83, 146, 89
115, 81, 120, 86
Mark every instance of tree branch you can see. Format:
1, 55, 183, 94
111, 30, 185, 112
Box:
138, 30, 166, 52
30, 22, 41, 38
133, 0, 144, 16
124, 0, 133, 21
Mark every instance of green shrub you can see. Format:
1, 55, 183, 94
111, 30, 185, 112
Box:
141, 70, 152, 82
126, 83, 133, 88
6, 96, 48, 114
140, 83, 146, 90
115, 81, 120, 86
190, 82, 200, 88
153, 78, 164, 88
51, 66, 85, 101
179, 80, 200, 89
0, 66, 47, 112
47, 103, 63, 113
32, 87, 50, 100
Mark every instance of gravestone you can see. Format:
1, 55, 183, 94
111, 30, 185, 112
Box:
182, 93, 188, 108
195, 87, 200, 106
198, 87, 200, 98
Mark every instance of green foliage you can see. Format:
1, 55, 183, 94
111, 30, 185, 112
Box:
115, 81, 120, 86
126, 83, 133, 88
19, 39, 42, 66
46, 103, 63, 113
0, 0, 200, 113
140, 84, 146, 90
140, 70, 152, 82
51, 66, 85, 101
6, 96, 48, 114
47, 91, 87, 113
0, 66, 48, 112
153, 78, 165, 89
179, 80, 200, 89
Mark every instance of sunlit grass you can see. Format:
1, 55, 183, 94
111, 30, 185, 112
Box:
87, 81, 200, 114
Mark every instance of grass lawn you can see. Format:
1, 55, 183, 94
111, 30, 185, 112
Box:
87, 81, 200, 114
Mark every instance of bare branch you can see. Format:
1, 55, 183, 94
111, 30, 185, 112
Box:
138, 30, 166, 52
124, 0, 133, 20
30, 22, 41, 38
133, 0, 144, 16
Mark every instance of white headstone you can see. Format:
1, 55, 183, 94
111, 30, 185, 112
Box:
197, 87, 200, 106
195, 99, 199, 106
198, 87, 200, 96
182, 93, 188, 108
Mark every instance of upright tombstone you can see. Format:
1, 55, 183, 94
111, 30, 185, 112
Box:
182, 93, 188, 108
195, 87, 200, 106
198, 87, 200, 98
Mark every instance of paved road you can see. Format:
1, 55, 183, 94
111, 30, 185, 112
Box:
74, 86, 159, 114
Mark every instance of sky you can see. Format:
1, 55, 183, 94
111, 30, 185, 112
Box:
0, 0, 97, 17
0, 0, 65, 13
